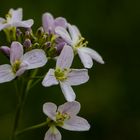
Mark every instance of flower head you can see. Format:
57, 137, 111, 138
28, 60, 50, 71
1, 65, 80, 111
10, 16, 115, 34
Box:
42, 45, 89, 101
55, 24, 104, 68
0, 8, 34, 31
0, 41, 47, 83
43, 101, 90, 140
42, 12, 67, 34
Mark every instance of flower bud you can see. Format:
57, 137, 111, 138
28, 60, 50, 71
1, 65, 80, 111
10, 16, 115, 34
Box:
0, 46, 10, 57
23, 39, 32, 48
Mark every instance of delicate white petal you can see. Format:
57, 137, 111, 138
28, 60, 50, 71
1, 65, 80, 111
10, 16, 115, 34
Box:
44, 126, 61, 140
0, 23, 10, 31
77, 48, 93, 68
67, 69, 89, 86
58, 101, 80, 116
42, 12, 54, 33
42, 69, 58, 87
68, 24, 80, 45
0, 18, 5, 23
12, 19, 34, 28
80, 47, 104, 64
55, 26, 72, 45
43, 102, 57, 121
56, 45, 74, 69
22, 49, 47, 70
0, 46, 10, 56
54, 17, 67, 28
62, 116, 90, 131
0, 64, 15, 83
10, 41, 23, 65
60, 82, 76, 102
9, 8, 23, 21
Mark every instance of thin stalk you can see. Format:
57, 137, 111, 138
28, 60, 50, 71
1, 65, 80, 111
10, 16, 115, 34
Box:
16, 122, 47, 136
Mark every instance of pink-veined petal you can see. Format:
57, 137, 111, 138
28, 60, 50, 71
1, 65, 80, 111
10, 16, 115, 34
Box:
55, 26, 72, 45
9, 8, 23, 21
80, 47, 104, 64
12, 19, 34, 28
62, 116, 90, 131
42, 12, 54, 33
56, 45, 74, 69
77, 48, 93, 68
21, 49, 47, 70
43, 102, 57, 121
42, 69, 58, 87
58, 101, 80, 116
60, 82, 76, 102
44, 126, 61, 140
68, 24, 81, 45
54, 17, 67, 29
10, 41, 23, 65
67, 69, 89, 86
0, 18, 5, 23
0, 64, 15, 83
0, 46, 10, 57
0, 23, 10, 31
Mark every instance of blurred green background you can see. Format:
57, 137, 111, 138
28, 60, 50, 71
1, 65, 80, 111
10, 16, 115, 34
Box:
0, 0, 140, 140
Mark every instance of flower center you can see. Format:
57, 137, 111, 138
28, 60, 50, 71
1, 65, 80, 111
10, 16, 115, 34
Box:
75, 37, 88, 48
5, 13, 12, 23
55, 111, 70, 126
12, 60, 21, 73
54, 67, 67, 81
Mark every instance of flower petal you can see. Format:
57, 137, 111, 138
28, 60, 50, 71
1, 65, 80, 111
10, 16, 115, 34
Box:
62, 116, 90, 131
56, 45, 73, 69
58, 101, 80, 116
43, 102, 57, 121
42, 12, 54, 33
0, 46, 10, 57
12, 19, 34, 28
80, 47, 104, 64
67, 69, 89, 86
77, 48, 93, 68
0, 64, 15, 83
0, 18, 6, 23
60, 82, 76, 102
0, 23, 10, 31
22, 49, 47, 70
55, 26, 72, 45
42, 69, 58, 87
44, 126, 61, 140
10, 41, 23, 65
68, 24, 81, 45
54, 17, 67, 29
9, 8, 23, 21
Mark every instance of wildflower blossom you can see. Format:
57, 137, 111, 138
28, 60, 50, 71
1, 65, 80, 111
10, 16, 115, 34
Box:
55, 24, 104, 68
43, 101, 90, 140
42, 12, 67, 34
0, 8, 33, 31
42, 45, 89, 101
0, 41, 47, 83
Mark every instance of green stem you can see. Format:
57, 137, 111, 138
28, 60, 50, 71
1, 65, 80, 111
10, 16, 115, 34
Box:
16, 122, 47, 136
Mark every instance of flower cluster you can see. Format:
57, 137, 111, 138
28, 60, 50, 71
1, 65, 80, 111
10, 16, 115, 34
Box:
0, 8, 104, 140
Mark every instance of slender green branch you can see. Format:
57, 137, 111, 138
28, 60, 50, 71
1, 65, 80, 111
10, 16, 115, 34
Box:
16, 121, 48, 136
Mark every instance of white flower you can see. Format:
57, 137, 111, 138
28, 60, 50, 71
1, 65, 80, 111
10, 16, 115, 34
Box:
55, 24, 104, 68
0, 41, 47, 83
43, 101, 90, 140
0, 8, 34, 31
42, 45, 89, 102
